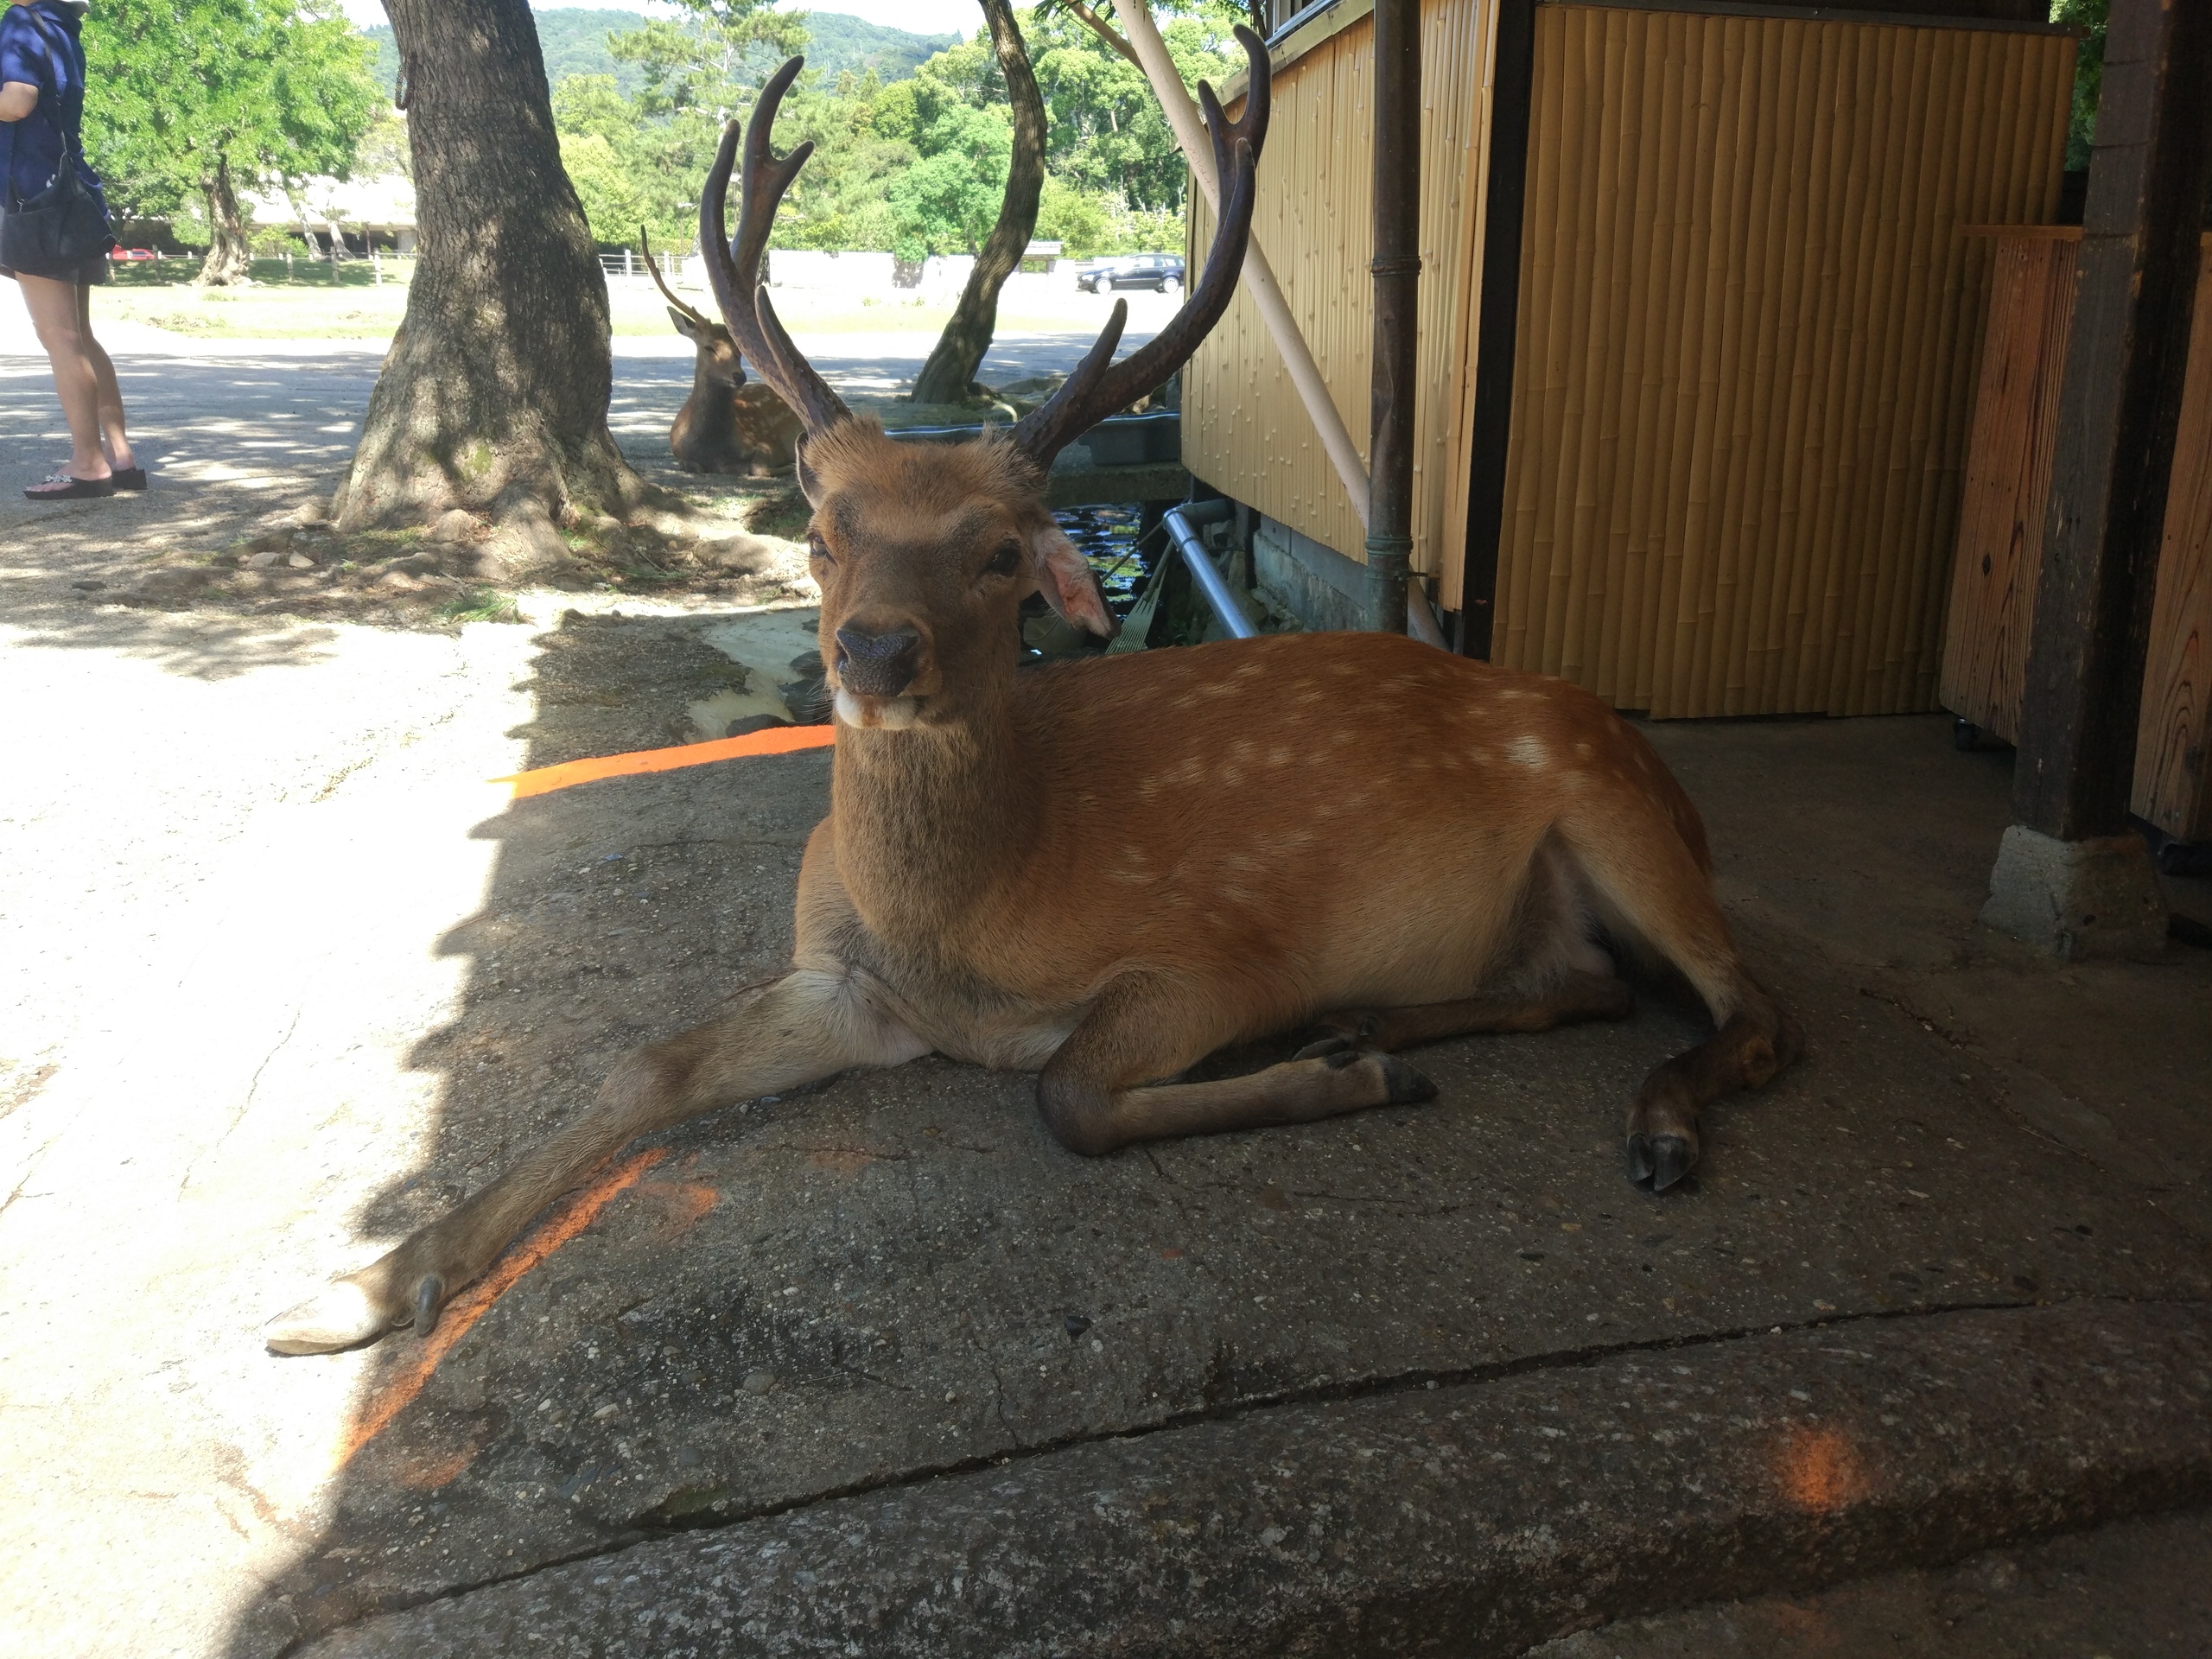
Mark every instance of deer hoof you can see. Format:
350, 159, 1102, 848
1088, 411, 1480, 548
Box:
1626, 1133, 1655, 1184
1293, 1034, 1353, 1062
1376, 1052, 1439, 1105
263, 1280, 393, 1356
1646, 1134, 1697, 1192
413, 1273, 447, 1338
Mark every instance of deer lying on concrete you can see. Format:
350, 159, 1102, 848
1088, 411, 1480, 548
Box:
266, 35, 1801, 1356
642, 231, 803, 475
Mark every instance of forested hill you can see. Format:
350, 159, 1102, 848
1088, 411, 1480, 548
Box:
359, 10, 963, 102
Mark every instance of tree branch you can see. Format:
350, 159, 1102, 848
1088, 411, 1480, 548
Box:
1061, 0, 1144, 69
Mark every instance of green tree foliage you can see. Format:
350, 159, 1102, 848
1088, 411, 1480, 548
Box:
544, 2, 1235, 257
2050, 0, 2106, 172
361, 10, 958, 103
1027, 1, 1237, 213
82, 0, 380, 280
550, 73, 722, 247
609, 0, 808, 119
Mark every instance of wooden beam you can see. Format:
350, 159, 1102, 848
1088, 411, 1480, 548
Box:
2012, 0, 2212, 842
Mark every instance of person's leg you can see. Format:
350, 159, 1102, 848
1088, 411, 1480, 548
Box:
74, 282, 134, 472
16, 272, 111, 480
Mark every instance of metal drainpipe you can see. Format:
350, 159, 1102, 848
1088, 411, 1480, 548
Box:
1364, 0, 1423, 631
1161, 499, 1256, 640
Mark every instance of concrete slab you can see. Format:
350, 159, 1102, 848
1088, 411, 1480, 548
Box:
295, 1302, 2212, 1656
1531, 1505, 2212, 1657
5, 339, 2210, 1656
200, 645, 2208, 1650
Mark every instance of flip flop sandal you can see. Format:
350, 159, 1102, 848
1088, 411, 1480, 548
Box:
23, 474, 117, 500
111, 467, 148, 492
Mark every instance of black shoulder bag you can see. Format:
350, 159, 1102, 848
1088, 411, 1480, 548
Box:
0, 10, 114, 275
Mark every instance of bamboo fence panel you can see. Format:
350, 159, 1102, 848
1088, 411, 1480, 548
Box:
1492, 6, 2074, 716
1183, 0, 1497, 595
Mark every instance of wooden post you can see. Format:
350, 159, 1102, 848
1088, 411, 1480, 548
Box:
1454, 0, 1538, 658
1984, 0, 2212, 957
1365, 0, 1423, 630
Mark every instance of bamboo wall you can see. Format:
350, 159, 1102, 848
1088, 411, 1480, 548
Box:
1494, 5, 2075, 716
1182, 0, 1498, 589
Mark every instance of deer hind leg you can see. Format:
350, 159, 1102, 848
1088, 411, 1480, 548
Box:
1036, 973, 1440, 1158
264, 967, 926, 1355
1311, 972, 1637, 1052
1565, 809, 1804, 1192
1313, 836, 1636, 1050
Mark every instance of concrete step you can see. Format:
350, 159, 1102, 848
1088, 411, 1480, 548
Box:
1529, 1506, 2212, 1657
299, 1300, 2212, 1658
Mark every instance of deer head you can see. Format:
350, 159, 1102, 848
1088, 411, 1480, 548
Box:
645, 229, 747, 390
702, 35, 1271, 732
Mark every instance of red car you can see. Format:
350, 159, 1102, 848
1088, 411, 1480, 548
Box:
107, 247, 158, 261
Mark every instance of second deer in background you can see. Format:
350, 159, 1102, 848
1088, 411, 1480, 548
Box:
643, 229, 802, 476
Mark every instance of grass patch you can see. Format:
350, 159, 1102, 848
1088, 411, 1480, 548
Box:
436, 588, 524, 624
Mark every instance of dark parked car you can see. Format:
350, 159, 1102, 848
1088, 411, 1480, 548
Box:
1078, 257, 1185, 294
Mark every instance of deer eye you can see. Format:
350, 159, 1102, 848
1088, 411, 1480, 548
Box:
807, 531, 832, 563
984, 540, 1021, 578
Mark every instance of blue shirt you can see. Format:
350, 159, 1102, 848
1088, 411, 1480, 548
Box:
0, 1, 99, 203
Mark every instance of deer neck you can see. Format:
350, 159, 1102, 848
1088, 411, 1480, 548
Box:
830, 695, 1036, 948
690, 359, 741, 436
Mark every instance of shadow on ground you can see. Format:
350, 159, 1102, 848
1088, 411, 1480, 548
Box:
220, 617, 2212, 1655
0, 334, 1141, 677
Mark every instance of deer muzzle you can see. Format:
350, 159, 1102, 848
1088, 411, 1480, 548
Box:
832, 624, 923, 700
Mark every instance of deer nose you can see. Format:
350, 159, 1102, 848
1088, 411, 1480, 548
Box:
833, 624, 922, 697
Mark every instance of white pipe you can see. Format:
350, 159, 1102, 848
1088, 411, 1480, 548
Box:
1111, 0, 1371, 530
1407, 580, 1448, 648
1164, 500, 1257, 639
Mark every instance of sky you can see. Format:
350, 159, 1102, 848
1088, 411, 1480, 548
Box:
334, 1, 983, 41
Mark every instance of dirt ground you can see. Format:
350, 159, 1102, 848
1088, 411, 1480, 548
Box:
3, 315, 2209, 1657
0, 285, 1171, 630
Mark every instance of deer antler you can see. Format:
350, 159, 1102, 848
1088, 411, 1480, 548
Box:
1011, 23, 1272, 474
639, 226, 722, 340
701, 57, 851, 437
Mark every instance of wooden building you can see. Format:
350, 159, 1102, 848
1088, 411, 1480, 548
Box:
1942, 227, 2212, 845
1182, 0, 2079, 717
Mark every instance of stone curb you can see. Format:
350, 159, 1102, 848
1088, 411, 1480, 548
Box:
299, 1300, 2212, 1658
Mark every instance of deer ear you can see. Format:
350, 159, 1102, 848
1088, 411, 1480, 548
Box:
668, 307, 704, 342
1030, 524, 1119, 640
794, 440, 824, 505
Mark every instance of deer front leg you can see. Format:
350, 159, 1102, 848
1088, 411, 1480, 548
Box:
1036, 974, 1440, 1157
264, 967, 926, 1355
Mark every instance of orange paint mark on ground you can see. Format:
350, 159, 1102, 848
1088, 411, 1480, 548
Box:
1776, 1424, 1871, 1514
495, 725, 835, 798
632, 1177, 721, 1243
394, 1444, 481, 1491
340, 1148, 665, 1469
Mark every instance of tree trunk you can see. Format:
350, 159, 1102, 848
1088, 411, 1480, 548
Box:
334, 0, 645, 567
909, 0, 1046, 405
194, 159, 254, 287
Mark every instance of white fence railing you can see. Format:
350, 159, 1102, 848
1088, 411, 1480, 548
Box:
598, 248, 1182, 304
